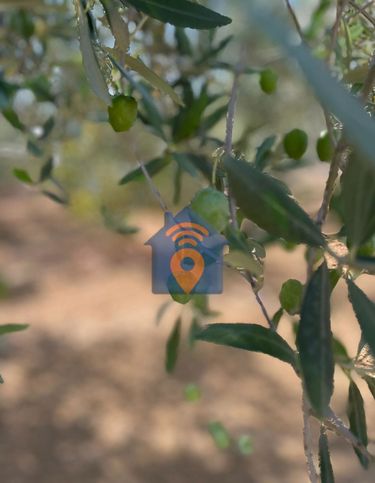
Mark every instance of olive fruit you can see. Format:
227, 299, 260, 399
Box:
190, 188, 229, 232
316, 131, 334, 162
259, 69, 278, 95
283, 129, 308, 160
108, 95, 137, 132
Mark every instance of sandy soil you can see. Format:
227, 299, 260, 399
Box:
0, 187, 374, 483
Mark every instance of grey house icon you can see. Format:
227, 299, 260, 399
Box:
146, 206, 228, 294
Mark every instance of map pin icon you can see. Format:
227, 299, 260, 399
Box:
170, 248, 205, 294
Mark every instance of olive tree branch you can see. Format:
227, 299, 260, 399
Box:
325, 408, 374, 462
284, 0, 304, 40
223, 54, 275, 331
316, 48, 375, 228
302, 392, 319, 483
137, 159, 169, 212
224, 59, 242, 230
348, 0, 375, 27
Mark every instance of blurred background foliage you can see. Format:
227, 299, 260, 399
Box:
0, 0, 351, 227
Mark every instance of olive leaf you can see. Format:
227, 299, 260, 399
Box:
76, 0, 111, 104
347, 280, 375, 356
296, 262, 334, 418
224, 155, 324, 246
195, 323, 297, 367
347, 381, 369, 469
319, 427, 335, 483
165, 317, 181, 373
123, 0, 231, 30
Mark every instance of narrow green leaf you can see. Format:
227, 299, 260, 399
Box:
175, 28, 192, 56
224, 250, 263, 276
342, 155, 375, 249
172, 86, 209, 141
13, 168, 33, 184
332, 337, 351, 366
208, 421, 231, 449
224, 156, 324, 246
188, 317, 201, 348
271, 307, 284, 329
195, 323, 296, 366
319, 427, 335, 483
2, 108, 25, 131
124, 54, 183, 106
363, 376, 375, 400
76, 0, 111, 104
347, 280, 375, 356
42, 190, 67, 205
173, 153, 212, 181
39, 116, 55, 140
39, 157, 54, 182
155, 300, 172, 325
27, 140, 43, 157
296, 262, 334, 418
200, 105, 227, 133
165, 317, 181, 373
0, 324, 28, 336
347, 381, 369, 469
119, 156, 170, 185
101, 0, 130, 56
254, 135, 277, 171
124, 0, 232, 30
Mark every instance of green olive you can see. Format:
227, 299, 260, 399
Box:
283, 129, 308, 160
190, 188, 229, 232
108, 95, 137, 132
259, 69, 278, 95
316, 131, 334, 162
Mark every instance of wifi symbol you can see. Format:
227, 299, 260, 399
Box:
165, 222, 208, 293
165, 222, 209, 246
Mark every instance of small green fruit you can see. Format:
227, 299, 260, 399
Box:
190, 188, 229, 232
316, 131, 334, 162
279, 279, 304, 315
283, 129, 308, 160
259, 69, 278, 95
108, 95, 137, 132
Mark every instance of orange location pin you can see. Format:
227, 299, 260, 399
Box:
170, 248, 205, 294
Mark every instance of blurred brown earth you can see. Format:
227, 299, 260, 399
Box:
0, 186, 374, 483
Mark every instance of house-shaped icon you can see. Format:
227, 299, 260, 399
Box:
146, 206, 228, 294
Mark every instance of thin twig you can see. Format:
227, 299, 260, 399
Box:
302, 392, 319, 483
316, 137, 348, 226
224, 59, 243, 230
348, 0, 375, 27
223, 53, 275, 330
328, 1, 349, 66
285, 0, 304, 41
361, 49, 375, 101
316, 49, 375, 228
137, 160, 169, 212
325, 408, 374, 462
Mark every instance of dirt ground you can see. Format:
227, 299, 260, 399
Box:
0, 187, 374, 483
